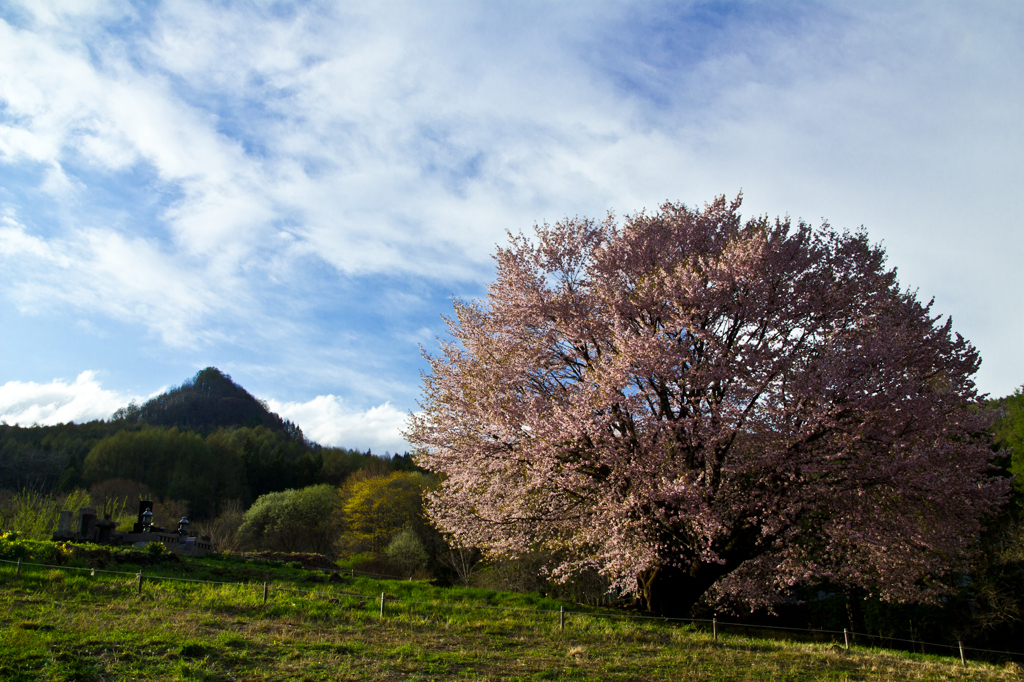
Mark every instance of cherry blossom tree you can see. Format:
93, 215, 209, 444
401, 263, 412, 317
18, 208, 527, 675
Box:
407, 195, 1008, 616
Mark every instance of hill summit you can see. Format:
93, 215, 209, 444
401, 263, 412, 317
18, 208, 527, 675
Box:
112, 367, 304, 440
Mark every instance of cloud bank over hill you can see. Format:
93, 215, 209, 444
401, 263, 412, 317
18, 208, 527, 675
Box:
0, 372, 140, 426
267, 396, 409, 455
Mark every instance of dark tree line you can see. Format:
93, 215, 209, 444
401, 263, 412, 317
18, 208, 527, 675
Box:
73, 424, 415, 519
0, 420, 135, 493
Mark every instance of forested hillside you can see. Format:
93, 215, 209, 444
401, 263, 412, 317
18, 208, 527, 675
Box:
112, 367, 306, 439
0, 367, 415, 518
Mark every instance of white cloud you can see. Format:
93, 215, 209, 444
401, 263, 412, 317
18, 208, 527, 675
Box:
267, 395, 410, 454
0, 371, 137, 425
0, 1, 1022, 399
0, 217, 246, 346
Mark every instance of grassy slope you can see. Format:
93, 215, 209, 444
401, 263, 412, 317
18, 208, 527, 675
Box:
0, 554, 1020, 682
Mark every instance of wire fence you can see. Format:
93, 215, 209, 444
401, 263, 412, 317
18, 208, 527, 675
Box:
340, 566, 417, 581
2, 556, 1020, 667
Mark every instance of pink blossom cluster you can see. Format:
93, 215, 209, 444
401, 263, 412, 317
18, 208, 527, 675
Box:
407, 195, 1008, 614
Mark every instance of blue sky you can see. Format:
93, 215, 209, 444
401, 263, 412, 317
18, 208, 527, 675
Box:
1, 1, 1022, 453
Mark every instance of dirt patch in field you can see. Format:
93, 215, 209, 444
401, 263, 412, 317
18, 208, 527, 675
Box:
235, 552, 338, 571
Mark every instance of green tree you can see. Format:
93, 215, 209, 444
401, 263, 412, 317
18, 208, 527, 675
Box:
993, 386, 1024, 483
236, 484, 342, 554
319, 447, 389, 486
209, 426, 320, 499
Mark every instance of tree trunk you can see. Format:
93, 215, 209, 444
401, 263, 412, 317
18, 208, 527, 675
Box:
637, 560, 739, 617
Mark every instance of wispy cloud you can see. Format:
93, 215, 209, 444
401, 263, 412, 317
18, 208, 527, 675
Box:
0, 213, 244, 346
0, 0, 1021, 410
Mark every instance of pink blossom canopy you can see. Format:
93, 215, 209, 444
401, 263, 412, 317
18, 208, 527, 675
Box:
408, 195, 1008, 615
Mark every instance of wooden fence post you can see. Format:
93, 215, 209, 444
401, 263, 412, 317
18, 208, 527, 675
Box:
16, 557, 21, 577
713, 617, 718, 642
559, 606, 564, 631
263, 582, 268, 605
959, 641, 966, 667
844, 628, 849, 651
137, 569, 144, 595
380, 592, 385, 619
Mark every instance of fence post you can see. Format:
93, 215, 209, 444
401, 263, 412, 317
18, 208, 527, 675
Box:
380, 592, 385, 619
713, 617, 718, 642
16, 557, 21, 577
263, 582, 268, 605
844, 628, 849, 651
959, 640, 966, 667
560, 606, 564, 631
137, 569, 144, 595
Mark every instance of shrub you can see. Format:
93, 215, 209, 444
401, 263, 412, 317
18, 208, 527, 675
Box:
0, 532, 76, 564
146, 542, 169, 557
385, 528, 428, 575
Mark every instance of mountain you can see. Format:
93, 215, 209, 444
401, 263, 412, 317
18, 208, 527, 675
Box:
113, 367, 304, 440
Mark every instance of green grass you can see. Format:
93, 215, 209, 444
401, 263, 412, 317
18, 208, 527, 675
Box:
0, 555, 1020, 681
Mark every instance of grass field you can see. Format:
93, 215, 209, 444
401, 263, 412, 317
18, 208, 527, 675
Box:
0, 551, 1021, 681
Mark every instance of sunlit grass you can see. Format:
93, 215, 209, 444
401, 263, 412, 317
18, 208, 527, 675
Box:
0, 558, 1019, 681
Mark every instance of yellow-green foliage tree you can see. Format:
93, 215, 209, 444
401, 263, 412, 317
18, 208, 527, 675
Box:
0, 489, 91, 539
341, 472, 431, 554
386, 528, 429, 575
